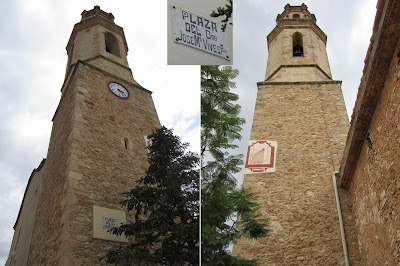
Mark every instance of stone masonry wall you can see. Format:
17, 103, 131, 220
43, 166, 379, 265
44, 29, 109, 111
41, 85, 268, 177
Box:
337, 186, 366, 265
28, 64, 79, 265
28, 61, 160, 265
348, 41, 400, 265
57, 62, 160, 264
233, 81, 349, 264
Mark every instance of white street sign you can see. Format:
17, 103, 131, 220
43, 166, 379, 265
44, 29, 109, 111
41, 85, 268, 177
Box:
171, 5, 230, 60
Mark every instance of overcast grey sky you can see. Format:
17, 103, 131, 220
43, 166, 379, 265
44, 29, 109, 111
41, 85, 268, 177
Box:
0, 0, 377, 263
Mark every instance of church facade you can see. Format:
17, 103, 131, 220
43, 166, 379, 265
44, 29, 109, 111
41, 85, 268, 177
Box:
7, 6, 160, 265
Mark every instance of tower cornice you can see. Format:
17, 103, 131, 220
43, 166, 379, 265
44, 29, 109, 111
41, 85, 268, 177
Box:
257, 80, 342, 86
265, 64, 333, 81
61, 59, 149, 95
277, 4, 316, 24
267, 4, 327, 47
66, 6, 128, 55
81, 5, 115, 21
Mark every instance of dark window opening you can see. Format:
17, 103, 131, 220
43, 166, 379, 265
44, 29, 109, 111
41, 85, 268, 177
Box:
292, 32, 304, 57
105, 32, 121, 58
124, 138, 129, 150
293, 45, 303, 56
293, 14, 300, 19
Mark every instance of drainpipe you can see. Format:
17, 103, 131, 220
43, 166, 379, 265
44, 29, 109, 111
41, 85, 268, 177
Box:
332, 171, 350, 266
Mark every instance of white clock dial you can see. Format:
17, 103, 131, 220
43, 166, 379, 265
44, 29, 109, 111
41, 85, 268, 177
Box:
108, 82, 130, 99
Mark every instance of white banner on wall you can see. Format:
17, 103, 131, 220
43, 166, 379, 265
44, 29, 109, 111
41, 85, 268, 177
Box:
171, 5, 230, 60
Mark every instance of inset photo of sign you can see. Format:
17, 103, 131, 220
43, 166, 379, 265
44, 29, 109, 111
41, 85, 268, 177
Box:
172, 5, 230, 60
245, 140, 277, 174
167, 0, 233, 65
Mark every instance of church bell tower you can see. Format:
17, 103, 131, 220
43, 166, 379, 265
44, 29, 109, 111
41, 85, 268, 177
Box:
265, 3, 332, 82
9, 6, 160, 265
233, 4, 350, 264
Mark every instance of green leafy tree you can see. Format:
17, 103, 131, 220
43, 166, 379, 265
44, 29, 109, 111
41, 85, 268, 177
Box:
210, 0, 232, 32
201, 66, 270, 265
104, 126, 199, 265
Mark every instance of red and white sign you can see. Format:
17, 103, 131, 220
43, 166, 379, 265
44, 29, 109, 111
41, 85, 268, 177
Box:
245, 140, 277, 174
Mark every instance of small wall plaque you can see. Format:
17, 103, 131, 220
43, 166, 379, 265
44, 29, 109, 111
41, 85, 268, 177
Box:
245, 140, 277, 174
93, 205, 128, 242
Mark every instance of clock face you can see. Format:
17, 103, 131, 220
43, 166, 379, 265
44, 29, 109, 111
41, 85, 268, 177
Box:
107, 82, 130, 99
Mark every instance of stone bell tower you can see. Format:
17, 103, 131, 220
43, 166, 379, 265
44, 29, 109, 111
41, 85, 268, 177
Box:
7, 6, 160, 265
233, 4, 350, 265
264, 4, 332, 82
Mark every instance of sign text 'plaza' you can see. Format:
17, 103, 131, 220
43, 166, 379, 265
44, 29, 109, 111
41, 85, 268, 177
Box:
172, 5, 230, 60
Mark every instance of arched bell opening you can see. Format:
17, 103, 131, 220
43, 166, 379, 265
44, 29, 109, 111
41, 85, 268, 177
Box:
292, 32, 304, 57
105, 32, 121, 58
